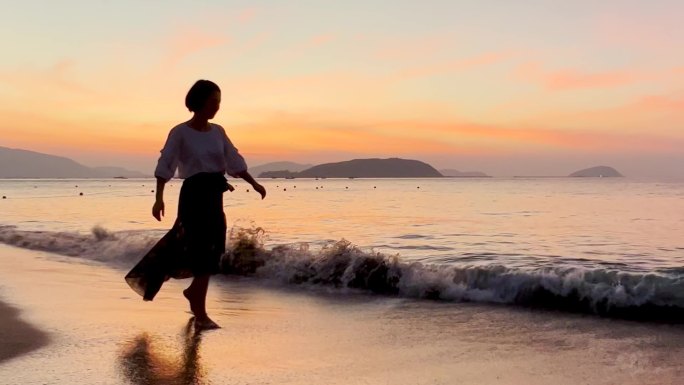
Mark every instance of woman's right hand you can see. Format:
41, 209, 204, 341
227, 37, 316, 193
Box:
152, 200, 165, 221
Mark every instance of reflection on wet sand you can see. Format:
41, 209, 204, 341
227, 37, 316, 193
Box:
119, 318, 207, 385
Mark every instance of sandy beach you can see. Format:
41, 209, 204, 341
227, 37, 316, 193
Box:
1, 243, 683, 384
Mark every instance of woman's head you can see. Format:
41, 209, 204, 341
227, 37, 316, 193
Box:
185, 80, 221, 118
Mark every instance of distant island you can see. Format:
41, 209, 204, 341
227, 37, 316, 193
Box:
569, 166, 623, 178
0, 146, 148, 178
439, 169, 490, 178
248, 161, 312, 177
259, 170, 300, 178
259, 158, 443, 178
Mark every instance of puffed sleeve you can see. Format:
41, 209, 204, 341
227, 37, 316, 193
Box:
219, 125, 248, 177
154, 127, 182, 181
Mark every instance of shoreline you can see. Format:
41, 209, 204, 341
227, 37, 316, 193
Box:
0, 297, 50, 364
0, 244, 683, 384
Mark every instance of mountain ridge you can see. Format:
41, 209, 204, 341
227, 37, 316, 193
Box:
439, 169, 490, 177
0, 146, 148, 178
249, 161, 312, 177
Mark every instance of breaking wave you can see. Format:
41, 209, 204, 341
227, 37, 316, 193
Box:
1, 225, 683, 322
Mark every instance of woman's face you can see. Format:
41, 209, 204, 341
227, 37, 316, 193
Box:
202, 91, 221, 119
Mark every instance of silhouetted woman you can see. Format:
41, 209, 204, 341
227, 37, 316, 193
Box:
126, 80, 266, 330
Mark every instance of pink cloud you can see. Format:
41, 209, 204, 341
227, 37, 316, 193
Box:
515, 62, 639, 90
164, 26, 231, 68
274, 34, 337, 64
634, 94, 684, 111
544, 70, 637, 90
237, 8, 258, 24
307, 34, 335, 48
372, 33, 457, 61
592, 9, 684, 54
392, 51, 514, 81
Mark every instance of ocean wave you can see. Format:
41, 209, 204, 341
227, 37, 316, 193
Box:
1, 225, 683, 321
0, 225, 159, 266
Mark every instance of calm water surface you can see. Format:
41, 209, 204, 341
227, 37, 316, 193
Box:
1, 177, 682, 271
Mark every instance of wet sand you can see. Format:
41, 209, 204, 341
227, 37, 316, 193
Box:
0, 244, 683, 384
0, 299, 49, 364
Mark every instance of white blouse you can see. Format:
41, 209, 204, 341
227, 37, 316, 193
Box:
154, 123, 248, 181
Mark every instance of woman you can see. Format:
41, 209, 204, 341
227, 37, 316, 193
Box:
126, 79, 266, 330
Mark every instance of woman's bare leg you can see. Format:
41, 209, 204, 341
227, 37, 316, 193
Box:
183, 275, 219, 329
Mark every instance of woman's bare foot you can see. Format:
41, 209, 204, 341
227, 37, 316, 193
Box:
194, 314, 220, 330
184, 275, 213, 327
183, 288, 200, 315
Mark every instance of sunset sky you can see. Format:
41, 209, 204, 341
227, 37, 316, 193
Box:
1, 0, 683, 177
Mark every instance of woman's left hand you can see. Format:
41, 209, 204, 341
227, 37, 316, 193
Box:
253, 183, 266, 199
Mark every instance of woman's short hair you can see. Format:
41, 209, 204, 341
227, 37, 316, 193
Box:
185, 80, 221, 112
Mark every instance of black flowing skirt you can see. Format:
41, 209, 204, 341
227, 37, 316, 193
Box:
125, 172, 230, 301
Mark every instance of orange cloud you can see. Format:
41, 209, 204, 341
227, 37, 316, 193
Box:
497, 89, 684, 136
4, 101, 681, 172
347, 118, 684, 154
227, 112, 463, 157
219, 108, 684, 161
0, 60, 95, 100
0, 109, 170, 157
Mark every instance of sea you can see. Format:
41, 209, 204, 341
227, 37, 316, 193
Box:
1, 177, 683, 321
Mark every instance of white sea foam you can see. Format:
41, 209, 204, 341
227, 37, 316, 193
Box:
1, 224, 683, 320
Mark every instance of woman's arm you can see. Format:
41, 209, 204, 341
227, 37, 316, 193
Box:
218, 125, 266, 199
152, 126, 181, 221
155, 127, 181, 182
236, 170, 266, 199
152, 177, 167, 221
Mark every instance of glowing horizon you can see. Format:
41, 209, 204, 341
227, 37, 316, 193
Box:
1, 1, 683, 177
